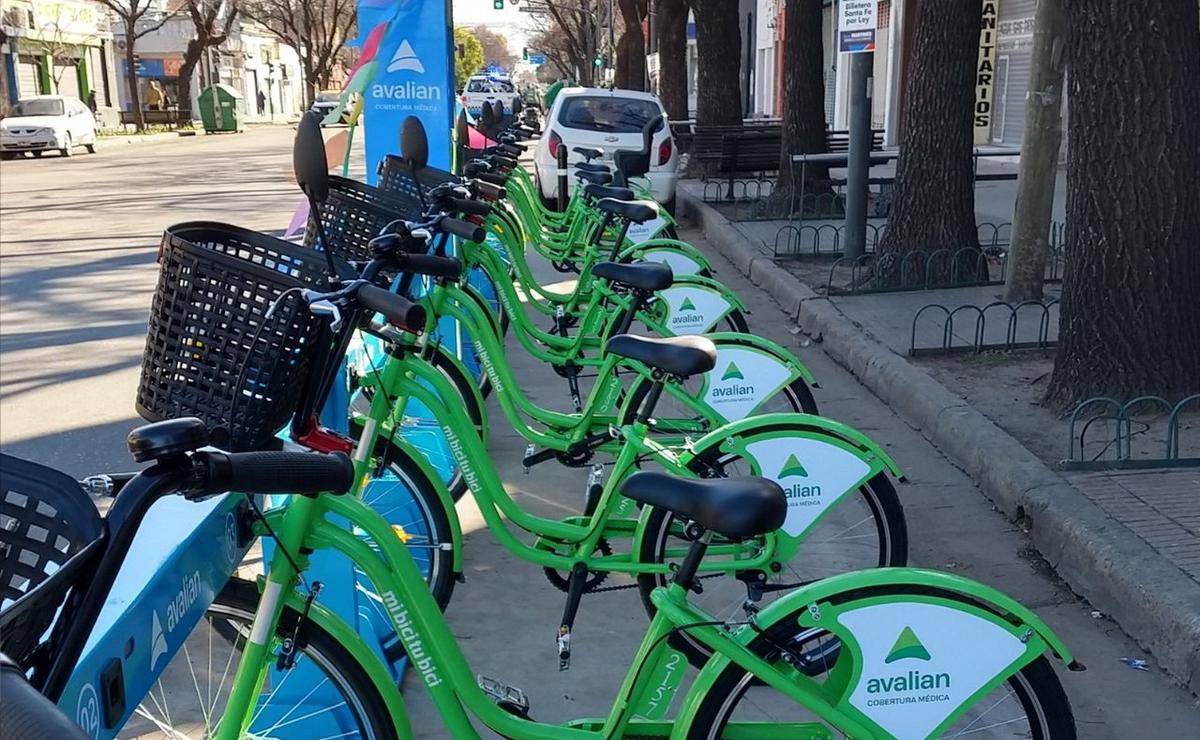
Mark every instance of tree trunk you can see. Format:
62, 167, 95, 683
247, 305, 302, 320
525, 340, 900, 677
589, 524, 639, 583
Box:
177, 37, 205, 119
1043, 0, 1200, 409
878, 0, 982, 261
616, 0, 647, 90
774, 0, 829, 197
1002, 0, 1065, 302
655, 0, 688, 119
691, 0, 742, 126
124, 32, 144, 131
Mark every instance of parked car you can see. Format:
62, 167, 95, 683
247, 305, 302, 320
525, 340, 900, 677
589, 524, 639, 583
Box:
0, 95, 97, 159
533, 87, 678, 211
310, 91, 360, 125
459, 75, 520, 118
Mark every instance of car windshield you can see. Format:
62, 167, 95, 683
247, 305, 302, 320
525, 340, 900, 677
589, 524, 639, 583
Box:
11, 99, 64, 117
467, 80, 488, 92
558, 96, 658, 134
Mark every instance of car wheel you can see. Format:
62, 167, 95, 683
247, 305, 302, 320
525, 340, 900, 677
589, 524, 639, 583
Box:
0, 152, 15, 160
31, 150, 43, 158
60, 134, 73, 157
85, 143, 96, 154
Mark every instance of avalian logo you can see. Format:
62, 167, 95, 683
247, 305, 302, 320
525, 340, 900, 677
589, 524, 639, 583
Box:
679, 297, 697, 312
387, 39, 424, 73
721, 362, 744, 381
150, 610, 169, 670
779, 453, 809, 478
885, 626, 931, 663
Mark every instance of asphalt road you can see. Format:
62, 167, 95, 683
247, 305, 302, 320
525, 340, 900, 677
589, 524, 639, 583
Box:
0, 127, 1196, 737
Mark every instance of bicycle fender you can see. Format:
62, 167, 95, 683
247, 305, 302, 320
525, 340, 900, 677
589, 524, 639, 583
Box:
703, 331, 819, 387
668, 273, 748, 312
683, 412, 905, 481
430, 342, 490, 445
748, 567, 1077, 668
366, 436, 465, 576
276, 586, 415, 738
618, 240, 712, 275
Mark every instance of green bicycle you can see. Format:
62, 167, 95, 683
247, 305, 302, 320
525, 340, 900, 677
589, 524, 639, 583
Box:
131, 419, 1078, 739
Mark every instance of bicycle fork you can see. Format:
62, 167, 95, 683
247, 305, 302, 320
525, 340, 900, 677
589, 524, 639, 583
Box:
216, 496, 320, 740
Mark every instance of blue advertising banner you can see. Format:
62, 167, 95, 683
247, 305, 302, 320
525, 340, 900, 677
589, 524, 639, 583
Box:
356, 0, 455, 182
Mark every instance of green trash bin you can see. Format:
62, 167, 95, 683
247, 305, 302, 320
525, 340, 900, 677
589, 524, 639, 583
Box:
198, 84, 246, 133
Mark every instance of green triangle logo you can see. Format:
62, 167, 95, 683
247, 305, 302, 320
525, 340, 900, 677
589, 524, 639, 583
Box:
679, 297, 697, 312
884, 626, 931, 664
721, 362, 744, 381
778, 453, 808, 478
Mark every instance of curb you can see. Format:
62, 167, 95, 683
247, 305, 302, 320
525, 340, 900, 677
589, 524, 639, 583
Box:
680, 188, 1200, 694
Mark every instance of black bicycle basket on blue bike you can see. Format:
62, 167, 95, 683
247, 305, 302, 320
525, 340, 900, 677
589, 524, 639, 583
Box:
304, 175, 422, 263
137, 222, 339, 452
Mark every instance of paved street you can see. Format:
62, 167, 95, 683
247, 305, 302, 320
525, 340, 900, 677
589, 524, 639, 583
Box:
1, 128, 1197, 736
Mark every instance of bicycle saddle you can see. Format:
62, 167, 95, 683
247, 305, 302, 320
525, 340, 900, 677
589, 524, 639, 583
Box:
592, 261, 673, 292
583, 183, 635, 201
576, 169, 613, 186
573, 146, 603, 161
605, 334, 716, 377
596, 198, 658, 224
620, 471, 786, 539
573, 161, 610, 173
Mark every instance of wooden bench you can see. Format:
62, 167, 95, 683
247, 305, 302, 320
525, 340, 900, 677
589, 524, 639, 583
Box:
119, 108, 186, 128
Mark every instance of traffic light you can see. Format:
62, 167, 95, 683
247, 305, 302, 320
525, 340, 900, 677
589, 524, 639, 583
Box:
593, 57, 603, 67
522, 47, 529, 61
493, 0, 504, 8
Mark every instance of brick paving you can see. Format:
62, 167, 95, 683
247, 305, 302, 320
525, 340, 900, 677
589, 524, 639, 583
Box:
1068, 469, 1200, 582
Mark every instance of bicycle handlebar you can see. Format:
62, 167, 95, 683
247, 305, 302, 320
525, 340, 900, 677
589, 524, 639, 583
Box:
356, 283, 427, 330
446, 196, 492, 218
195, 450, 354, 497
437, 217, 485, 243
471, 179, 505, 200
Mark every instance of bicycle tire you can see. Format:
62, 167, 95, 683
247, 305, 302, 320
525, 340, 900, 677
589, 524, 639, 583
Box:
637, 467, 906, 668
686, 602, 1075, 739
121, 577, 398, 739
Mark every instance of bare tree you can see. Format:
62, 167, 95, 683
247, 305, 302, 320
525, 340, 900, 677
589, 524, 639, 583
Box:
241, 0, 356, 107
614, 0, 645, 90
774, 0, 828, 198
176, 1, 239, 115
692, 0, 741, 126
464, 25, 516, 71
654, 0, 688, 118
98, 0, 181, 130
529, 0, 607, 86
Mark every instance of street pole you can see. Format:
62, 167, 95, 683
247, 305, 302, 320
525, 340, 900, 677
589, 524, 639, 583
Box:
608, 0, 614, 78
843, 51, 873, 259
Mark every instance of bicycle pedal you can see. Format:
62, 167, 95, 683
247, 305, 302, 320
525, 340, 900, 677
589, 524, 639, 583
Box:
557, 627, 572, 671
523, 444, 536, 474
477, 674, 530, 716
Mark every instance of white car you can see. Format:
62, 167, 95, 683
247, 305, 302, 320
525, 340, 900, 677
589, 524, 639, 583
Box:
1, 95, 97, 158
534, 87, 678, 211
459, 75, 520, 118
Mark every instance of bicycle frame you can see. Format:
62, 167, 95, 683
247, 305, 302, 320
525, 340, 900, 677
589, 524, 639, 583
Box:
225, 490, 1076, 739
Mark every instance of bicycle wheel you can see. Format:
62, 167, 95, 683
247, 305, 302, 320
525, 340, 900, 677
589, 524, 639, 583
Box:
687, 602, 1075, 739
637, 448, 906, 666
120, 578, 397, 739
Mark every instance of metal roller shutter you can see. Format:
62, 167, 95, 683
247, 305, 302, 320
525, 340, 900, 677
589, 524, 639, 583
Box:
17, 56, 41, 97
56, 61, 81, 100
993, 0, 1038, 147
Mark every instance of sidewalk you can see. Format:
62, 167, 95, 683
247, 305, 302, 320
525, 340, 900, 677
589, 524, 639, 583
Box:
679, 182, 1200, 695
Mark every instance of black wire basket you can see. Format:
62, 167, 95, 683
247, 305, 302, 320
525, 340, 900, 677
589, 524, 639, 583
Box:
377, 156, 457, 203
0, 454, 104, 671
137, 222, 336, 451
304, 175, 422, 263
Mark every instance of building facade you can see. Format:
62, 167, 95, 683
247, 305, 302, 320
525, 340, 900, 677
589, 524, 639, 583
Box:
1, 0, 120, 113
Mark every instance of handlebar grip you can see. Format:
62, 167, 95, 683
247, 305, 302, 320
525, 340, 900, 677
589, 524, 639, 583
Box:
447, 197, 492, 218
475, 171, 508, 187
497, 143, 523, 157
357, 283, 427, 331
471, 180, 506, 201
438, 217, 485, 243
201, 451, 355, 496
491, 155, 519, 170
400, 253, 464, 280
